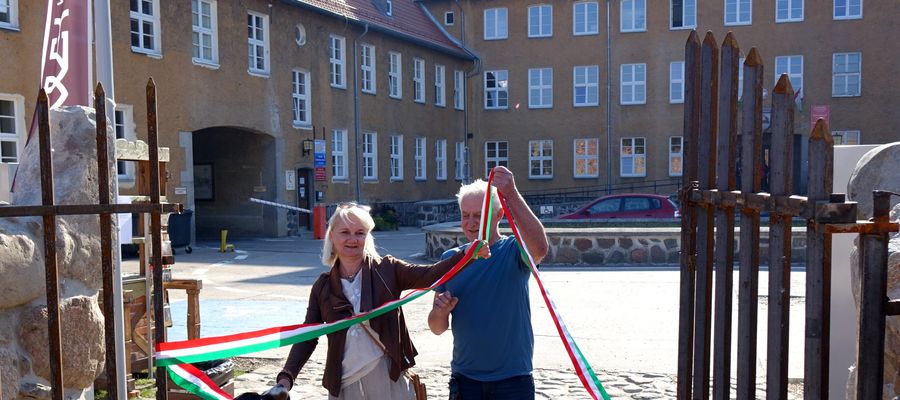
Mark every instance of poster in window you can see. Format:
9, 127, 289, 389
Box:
194, 163, 215, 201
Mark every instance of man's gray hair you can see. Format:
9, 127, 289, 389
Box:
456, 179, 502, 212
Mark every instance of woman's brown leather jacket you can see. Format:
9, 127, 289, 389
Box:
276, 250, 467, 397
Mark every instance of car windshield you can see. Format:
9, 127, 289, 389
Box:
588, 198, 620, 214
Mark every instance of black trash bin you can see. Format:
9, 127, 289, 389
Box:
168, 209, 193, 254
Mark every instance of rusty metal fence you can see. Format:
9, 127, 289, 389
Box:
676, 31, 899, 400
0, 79, 179, 400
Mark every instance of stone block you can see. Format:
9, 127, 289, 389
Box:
598, 238, 616, 248
574, 238, 593, 252
618, 238, 633, 249
582, 251, 605, 265
555, 247, 580, 264
650, 246, 666, 264
630, 249, 647, 263
665, 238, 678, 249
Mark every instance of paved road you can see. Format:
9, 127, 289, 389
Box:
146, 228, 805, 399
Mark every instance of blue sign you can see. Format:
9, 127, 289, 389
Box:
314, 153, 326, 167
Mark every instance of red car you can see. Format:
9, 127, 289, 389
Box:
558, 193, 680, 219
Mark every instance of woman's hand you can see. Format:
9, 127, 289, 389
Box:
472, 240, 491, 259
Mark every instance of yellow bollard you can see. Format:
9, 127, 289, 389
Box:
219, 229, 235, 252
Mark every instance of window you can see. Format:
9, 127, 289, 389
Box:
389, 52, 402, 99
528, 5, 552, 38
0, 95, 24, 164
484, 70, 509, 109
332, 129, 348, 180
484, 8, 508, 40
114, 106, 136, 182
191, 0, 218, 65
363, 132, 377, 181
669, 136, 683, 176
435, 139, 447, 180
573, 66, 599, 107
620, 137, 646, 177
413, 58, 425, 103
832, 52, 861, 97
574, 1, 599, 35
775, 55, 803, 103
831, 130, 860, 145
390, 135, 403, 181
435, 64, 446, 107
725, 0, 752, 25
529, 140, 553, 179
454, 70, 465, 110
621, 0, 646, 32
386, 0, 393, 16
445, 11, 455, 25
574, 138, 599, 178
330, 35, 346, 88
291, 69, 311, 127
0, 0, 19, 30
455, 141, 468, 180
833, 0, 862, 20
776, 0, 803, 22
671, 0, 697, 29
415, 137, 427, 180
528, 68, 553, 109
247, 12, 269, 75
484, 141, 509, 177
620, 63, 647, 105
738, 57, 745, 99
131, 0, 161, 54
670, 62, 684, 103
361, 44, 376, 94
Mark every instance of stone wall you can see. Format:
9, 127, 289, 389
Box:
424, 223, 808, 265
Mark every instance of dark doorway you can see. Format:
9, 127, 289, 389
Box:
297, 168, 313, 230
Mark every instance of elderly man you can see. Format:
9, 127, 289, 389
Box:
428, 166, 549, 400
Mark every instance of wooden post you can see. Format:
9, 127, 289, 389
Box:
736, 47, 764, 400
712, 32, 739, 400
692, 31, 719, 400
766, 74, 795, 400
856, 191, 891, 400
147, 78, 168, 400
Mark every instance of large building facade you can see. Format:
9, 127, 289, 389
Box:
1, 0, 897, 236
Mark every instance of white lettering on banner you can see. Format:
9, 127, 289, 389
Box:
44, 9, 70, 108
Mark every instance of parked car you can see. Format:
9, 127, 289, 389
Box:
558, 193, 680, 219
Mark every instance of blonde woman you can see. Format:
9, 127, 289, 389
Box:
267, 203, 489, 400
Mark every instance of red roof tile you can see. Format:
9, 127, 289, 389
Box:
286, 0, 472, 59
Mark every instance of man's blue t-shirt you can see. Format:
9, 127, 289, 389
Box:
436, 235, 533, 381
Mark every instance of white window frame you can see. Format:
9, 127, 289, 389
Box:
454, 70, 465, 110
528, 4, 552, 38
670, 61, 685, 104
455, 141, 468, 180
775, 0, 804, 22
831, 130, 860, 145
670, 0, 697, 29
528, 68, 553, 109
413, 58, 425, 103
484, 7, 508, 40
775, 55, 803, 103
620, 137, 647, 177
247, 11, 269, 76
620, 0, 646, 32
484, 70, 509, 110
389, 52, 402, 99
361, 44, 376, 94
573, 1, 599, 35
191, 0, 219, 66
573, 138, 600, 178
390, 135, 404, 181
725, 0, 752, 26
362, 131, 377, 181
0, 93, 25, 164
386, 0, 393, 16
444, 11, 455, 26
832, 52, 861, 97
332, 129, 348, 181
833, 0, 862, 20
738, 57, 745, 100
484, 141, 509, 177
528, 140, 553, 179
435, 64, 446, 107
620, 63, 647, 105
435, 139, 448, 181
291, 69, 312, 128
0, 0, 19, 30
113, 105, 137, 184
668, 136, 683, 177
131, 0, 162, 55
330, 35, 347, 89
415, 137, 427, 180
573, 65, 599, 107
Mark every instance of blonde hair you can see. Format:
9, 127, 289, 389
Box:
321, 205, 382, 266
456, 179, 502, 213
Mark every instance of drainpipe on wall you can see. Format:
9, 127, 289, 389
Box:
606, 0, 613, 194
453, 0, 482, 183
353, 23, 370, 202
